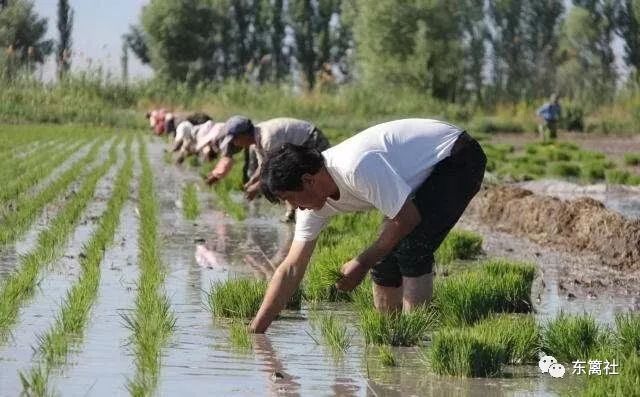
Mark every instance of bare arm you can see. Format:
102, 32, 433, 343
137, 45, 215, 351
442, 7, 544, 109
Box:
206, 155, 234, 184
250, 239, 317, 333
336, 199, 421, 291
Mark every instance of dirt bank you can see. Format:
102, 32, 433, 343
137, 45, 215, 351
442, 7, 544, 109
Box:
467, 185, 640, 270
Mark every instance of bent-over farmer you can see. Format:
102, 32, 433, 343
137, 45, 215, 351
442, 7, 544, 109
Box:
249, 119, 486, 333
205, 116, 330, 222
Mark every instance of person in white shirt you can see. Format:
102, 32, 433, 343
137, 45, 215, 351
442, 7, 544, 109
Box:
249, 119, 486, 333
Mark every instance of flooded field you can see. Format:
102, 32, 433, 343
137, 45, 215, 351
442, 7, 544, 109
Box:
1, 127, 639, 396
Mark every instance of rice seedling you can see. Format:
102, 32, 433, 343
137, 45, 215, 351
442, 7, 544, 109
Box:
182, 183, 200, 220
435, 229, 483, 266
582, 352, 639, 397
614, 312, 640, 354
315, 314, 352, 356
19, 365, 50, 397
125, 137, 176, 396
547, 161, 581, 178
228, 320, 252, 350
434, 259, 535, 325
0, 138, 106, 246
359, 306, 437, 346
623, 152, 640, 166
19, 139, 134, 394
208, 278, 267, 318
605, 169, 631, 185
580, 160, 607, 182
429, 327, 505, 377
0, 139, 120, 342
377, 345, 397, 367
207, 277, 302, 319
541, 312, 601, 362
472, 314, 540, 364
209, 163, 246, 220
434, 259, 535, 326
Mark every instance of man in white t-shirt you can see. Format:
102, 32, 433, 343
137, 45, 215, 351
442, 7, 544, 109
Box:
249, 119, 486, 333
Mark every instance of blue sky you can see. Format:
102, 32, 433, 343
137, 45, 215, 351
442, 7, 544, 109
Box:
34, 0, 152, 81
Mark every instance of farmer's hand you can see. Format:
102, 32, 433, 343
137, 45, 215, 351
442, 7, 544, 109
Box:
244, 183, 260, 201
205, 173, 220, 185
336, 259, 368, 292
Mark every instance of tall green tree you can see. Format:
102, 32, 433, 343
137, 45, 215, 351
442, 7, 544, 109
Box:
124, 25, 150, 64
617, 0, 640, 81
270, 0, 287, 81
290, 0, 316, 89
121, 37, 129, 84
0, 0, 53, 77
351, 0, 463, 100
488, 0, 529, 101
459, 0, 488, 103
141, 0, 217, 82
56, 0, 73, 79
522, 0, 564, 98
557, 1, 617, 102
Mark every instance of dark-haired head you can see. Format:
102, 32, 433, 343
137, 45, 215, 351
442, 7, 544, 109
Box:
261, 143, 327, 208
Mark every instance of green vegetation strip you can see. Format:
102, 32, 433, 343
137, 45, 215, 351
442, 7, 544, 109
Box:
207, 278, 301, 319
124, 137, 175, 396
313, 314, 352, 356
0, 138, 106, 246
0, 140, 86, 204
0, 139, 61, 181
182, 183, 200, 220
483, 140, 640, 185
20, 138, 134, 396
0, 139, 119, 342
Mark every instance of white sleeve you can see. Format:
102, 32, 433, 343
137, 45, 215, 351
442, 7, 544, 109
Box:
352, 153, 412, 219
293, 208, 330, 241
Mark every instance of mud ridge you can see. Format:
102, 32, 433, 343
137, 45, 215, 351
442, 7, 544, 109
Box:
467, 185, 640, 269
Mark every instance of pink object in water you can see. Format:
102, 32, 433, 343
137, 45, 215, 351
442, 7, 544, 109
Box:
195, 244, 224, 269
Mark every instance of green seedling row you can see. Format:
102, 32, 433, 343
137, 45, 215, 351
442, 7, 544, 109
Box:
20, 137, 134, 395
207, 278, 302, 319
0, 138, 107, 246
228, 320, 252, 350
0, 139, 62, 183
0, 140, 87, 204
433, 259, 535, 326
541, 311, 602, 362
315, 314, 352, 356
359, 306, 438, 347
0, 139, 120, 342
182, 183, 200, 220
125, 137, 176, 396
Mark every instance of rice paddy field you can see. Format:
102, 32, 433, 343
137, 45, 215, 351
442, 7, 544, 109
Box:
1, 124, 640, 396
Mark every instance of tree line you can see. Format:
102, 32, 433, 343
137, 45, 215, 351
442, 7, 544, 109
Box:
2, 0, 640, 106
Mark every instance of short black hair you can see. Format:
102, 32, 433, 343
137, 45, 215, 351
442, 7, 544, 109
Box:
261, 143, 325, 203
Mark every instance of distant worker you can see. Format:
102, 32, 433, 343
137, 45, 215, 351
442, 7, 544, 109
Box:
147, 109, 211, 137
205, 116, 331, 222
249, 119, 486, 333
172, 119, 225, 164
536, 94, 561, 142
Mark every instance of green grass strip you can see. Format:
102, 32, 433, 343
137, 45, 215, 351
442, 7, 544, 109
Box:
182, 183, 199, 220
314, 314, 352, 356
0, 138, 106, 246
20, 137, 134, 396
0, 139, 120, 342
124, 136, 175, 396
0, 139, 62, 182
0, 140, 87, 204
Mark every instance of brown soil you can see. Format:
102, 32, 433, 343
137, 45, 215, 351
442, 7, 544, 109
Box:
467, 185, 640, 270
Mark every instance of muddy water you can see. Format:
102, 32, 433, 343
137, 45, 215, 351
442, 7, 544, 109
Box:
0, 139, 108, 281
145, 140, 578, 397
0, 142, 123, 395
518, 179, 640, 220
2, 136, 634, 396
